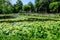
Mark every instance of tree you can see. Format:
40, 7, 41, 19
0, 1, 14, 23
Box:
28, 2, 34, 12
13, 0, 23, 13
35, 0, 49, 13
0, 0, 13, 14
58, 2, 60, 13
23, 4, 30, 12
5, 0, 13, 14
49, 0, 60, 3
0, 0, 5, 13
49, 2, 59, 13
35, 0, 40, 12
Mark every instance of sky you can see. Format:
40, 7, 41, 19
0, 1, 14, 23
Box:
11, 0, 35, 5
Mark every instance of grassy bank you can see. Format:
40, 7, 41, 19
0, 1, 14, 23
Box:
0, 13, 60, 40
0, 21, 60, 40
0, 13, 60, 22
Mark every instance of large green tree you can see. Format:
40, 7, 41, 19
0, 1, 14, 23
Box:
0, 0, 13, 14
35, 0, 60, 13
0, 0, 5, 13
5, 0, 13, 14
23, 4, 30, 12
35, 0, 40, 12
49, 2, 60, 13
13, 0, 23, 13
28, 2, 34, 12
35, 0, 49, 13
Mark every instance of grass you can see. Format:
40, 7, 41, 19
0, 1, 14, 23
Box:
0, 13, 60, 22
0, 21, 60, 40
0, 13, 60, 40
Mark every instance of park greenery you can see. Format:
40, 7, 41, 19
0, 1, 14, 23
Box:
0, 21, 60, 40
0, 0, 60, 14
0, 0, 60, 40
0, 13, 59, 40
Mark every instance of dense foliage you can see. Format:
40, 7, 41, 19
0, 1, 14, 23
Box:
35, 0, 60, 13
0, 21, 60, 40
0, 0, 60, 14
0, 13, 60, 40
23, 4, 31, 12
13, 0, 23, 13
49, 2, 59, 13
0, 0, 60, 40
0, 0, 13, 14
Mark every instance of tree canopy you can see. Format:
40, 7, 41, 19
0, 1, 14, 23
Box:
0, 0, 60, 14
